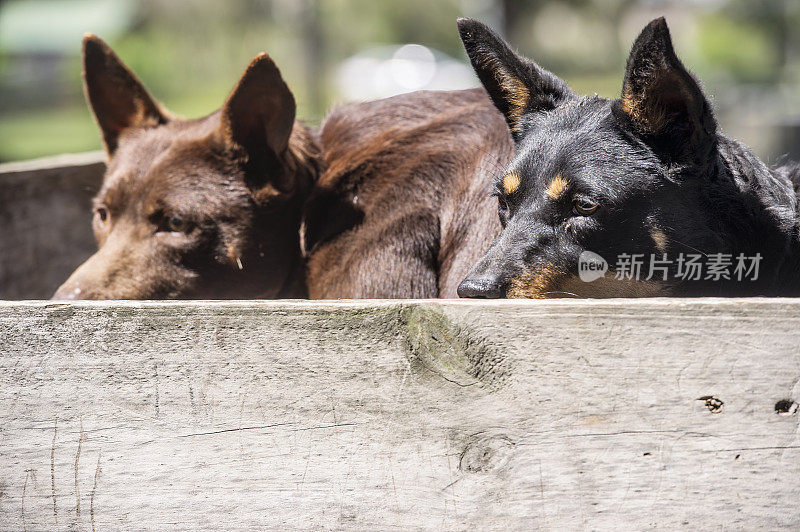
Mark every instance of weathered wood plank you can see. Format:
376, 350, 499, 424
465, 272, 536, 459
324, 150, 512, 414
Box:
0, 152, 105, 299
1, 299, 799, 529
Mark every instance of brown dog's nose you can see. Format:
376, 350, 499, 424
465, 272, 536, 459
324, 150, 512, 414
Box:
51, 284, 85, 300
457, 276, 505, 298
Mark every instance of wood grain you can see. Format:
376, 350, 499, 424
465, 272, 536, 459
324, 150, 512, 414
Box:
1, 299, 799, 529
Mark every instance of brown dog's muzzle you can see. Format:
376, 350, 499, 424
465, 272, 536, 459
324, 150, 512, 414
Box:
51, 227, 177, 300
52, 250, 109, 300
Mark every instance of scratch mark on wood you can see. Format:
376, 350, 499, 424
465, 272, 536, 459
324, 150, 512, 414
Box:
188, 383, 195, 413
291, 422, 358, 432
440, 477, 461, 493
50, 417, 58, 526
153, 363, 160, 418
298, 450, 311, 492
445, 436, 458, 516
539, 460, 546, 522
714, 445, 800, 452
90, 452, 101, 532
390, 463, 398, 507
22, 470, 28, 532
177, 422, 295, 438
74, 418, 86, 517
64, 424, 126, 435
567, 429, 683, 438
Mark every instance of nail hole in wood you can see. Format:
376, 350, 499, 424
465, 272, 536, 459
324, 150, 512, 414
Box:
774, 399, 798, 415
697, 396, 724, 413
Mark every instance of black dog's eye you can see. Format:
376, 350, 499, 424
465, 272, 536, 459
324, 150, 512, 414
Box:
573, 199, 599, 216
497, 196, 510, 223
498, 197, 509, 215
161, 216, 189, 233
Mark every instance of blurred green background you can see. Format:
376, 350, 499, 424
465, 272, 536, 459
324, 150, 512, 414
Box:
1, 0, 799, 163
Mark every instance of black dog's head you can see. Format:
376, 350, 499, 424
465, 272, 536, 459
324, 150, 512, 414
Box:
457, 17, 794, 298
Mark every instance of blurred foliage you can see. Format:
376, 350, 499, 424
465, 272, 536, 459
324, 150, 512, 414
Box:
695, 15, 776, 83
1, 0, 800, 162
321, 0, 467, 58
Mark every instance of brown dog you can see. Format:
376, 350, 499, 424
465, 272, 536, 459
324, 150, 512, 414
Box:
52, 36, 320, 299
303, 88, 512, 298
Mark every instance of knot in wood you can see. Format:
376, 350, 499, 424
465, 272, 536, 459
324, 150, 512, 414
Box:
459, 434, 515, 474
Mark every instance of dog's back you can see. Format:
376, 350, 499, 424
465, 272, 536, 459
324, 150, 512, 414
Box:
303, 88, 512, 298
774, 162, 800, 201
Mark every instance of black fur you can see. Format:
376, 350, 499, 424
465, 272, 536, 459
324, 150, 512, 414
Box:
457, 17, 800, 298
458, 19, 575, 139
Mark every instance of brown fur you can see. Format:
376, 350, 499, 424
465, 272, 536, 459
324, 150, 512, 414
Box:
53, 36, 321, 300
302, 88, 513, 298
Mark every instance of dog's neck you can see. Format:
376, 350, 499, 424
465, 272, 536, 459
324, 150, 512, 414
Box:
258, 122, 322, 299
274, 246, 308, 298
710, 135, 800, 294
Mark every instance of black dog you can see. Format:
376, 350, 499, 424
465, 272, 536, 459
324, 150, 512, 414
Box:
457, 17, 800, 298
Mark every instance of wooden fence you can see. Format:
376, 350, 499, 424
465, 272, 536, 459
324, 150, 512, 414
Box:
0, 152, 105, 300
2, 298, 799, 529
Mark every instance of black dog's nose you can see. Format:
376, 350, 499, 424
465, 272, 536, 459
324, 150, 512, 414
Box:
457, 276, 505, 298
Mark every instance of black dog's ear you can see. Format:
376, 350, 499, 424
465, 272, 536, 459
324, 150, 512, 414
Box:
82, 34, 168, 154
219, 53, 296, 162
458, 18, 575, 139
618, 18, 716, 161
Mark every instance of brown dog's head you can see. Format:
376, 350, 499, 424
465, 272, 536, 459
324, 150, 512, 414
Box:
53, 36, 320, 300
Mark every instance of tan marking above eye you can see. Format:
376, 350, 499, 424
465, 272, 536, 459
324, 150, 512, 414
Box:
502, 172, 521, 195
546, 175, 569, 200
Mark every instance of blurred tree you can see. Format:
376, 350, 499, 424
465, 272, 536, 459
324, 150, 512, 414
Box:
724, 0, 791, 82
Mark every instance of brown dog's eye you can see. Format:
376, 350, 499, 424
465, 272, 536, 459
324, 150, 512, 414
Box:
573, 199, 599, 216
96, 207, 109, 225
164, 216, 188, 233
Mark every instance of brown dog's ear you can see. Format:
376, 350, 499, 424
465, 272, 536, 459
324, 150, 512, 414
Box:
82, 34, 168, 154
618, 18, 716, 159
219, 53, 296, 163
457, 18, 575, 139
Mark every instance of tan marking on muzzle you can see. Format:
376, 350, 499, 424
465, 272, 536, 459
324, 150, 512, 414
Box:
508, 265, 670, 299
507, 265, 565, 299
